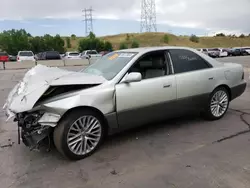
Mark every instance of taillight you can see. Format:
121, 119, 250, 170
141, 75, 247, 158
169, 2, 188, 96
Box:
242, 71, 244, 80
17, 56, 19, 60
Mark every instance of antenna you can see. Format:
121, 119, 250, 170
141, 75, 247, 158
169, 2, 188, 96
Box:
140, 0, 157, 32
82, 7, 94, 36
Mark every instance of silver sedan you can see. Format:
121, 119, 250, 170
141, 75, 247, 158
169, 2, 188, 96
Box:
3, 47, 247, 160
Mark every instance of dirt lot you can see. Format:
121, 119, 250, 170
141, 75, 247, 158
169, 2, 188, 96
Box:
0, 57, 249, 188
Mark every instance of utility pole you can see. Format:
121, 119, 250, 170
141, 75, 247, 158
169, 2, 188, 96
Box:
140, 0, 157, 32
82, 7, 94, 36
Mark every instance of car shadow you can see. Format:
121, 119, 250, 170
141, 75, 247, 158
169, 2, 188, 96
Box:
28, 113, 204, 162
103, 113, 203, 149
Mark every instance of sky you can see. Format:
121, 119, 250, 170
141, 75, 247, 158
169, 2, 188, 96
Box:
0, 0, 250, 37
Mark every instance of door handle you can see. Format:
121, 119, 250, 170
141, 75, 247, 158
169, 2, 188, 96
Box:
208, 77, 214, 80
163, 84, 171, 88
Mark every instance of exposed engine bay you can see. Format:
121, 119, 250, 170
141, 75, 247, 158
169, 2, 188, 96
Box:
15, 111, 52, 150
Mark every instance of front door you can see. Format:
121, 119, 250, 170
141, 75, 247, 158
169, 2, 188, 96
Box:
115, 50, 177, 130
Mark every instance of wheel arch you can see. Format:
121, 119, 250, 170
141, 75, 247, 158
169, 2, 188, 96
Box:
213, 84, 232, 101
59, 106, 110, 136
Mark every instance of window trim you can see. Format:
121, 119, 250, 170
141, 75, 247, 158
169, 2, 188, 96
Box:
117, 50, 171, 84
167, 49, 213, 75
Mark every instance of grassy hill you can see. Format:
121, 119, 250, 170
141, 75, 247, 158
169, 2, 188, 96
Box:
64, 32, 250, 51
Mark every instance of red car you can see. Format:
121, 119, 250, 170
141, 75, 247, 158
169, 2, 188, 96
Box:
0, 52, 9, 62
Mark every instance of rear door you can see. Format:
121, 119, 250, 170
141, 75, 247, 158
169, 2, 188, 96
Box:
115, 50, 177, 130
168, 49, 216, 112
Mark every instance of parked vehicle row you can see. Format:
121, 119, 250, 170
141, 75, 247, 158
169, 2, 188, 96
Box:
0, 50, 106, 62
197, 47, 250, 58
62, 50, 106, 60
36, 50, 106, 60
0, 46, 249, 63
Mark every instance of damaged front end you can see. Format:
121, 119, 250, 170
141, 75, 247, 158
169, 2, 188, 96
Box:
15, 111, 56, 150
3, 64, 107, 151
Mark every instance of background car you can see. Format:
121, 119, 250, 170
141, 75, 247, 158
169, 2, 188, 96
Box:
239, 48, 248, 56
40, 51, 61, 60
207, 48, 220, 58
8, 55, 17, 61
63, 52, 81, 59
242, 47, 250, 55
17, 51, 35, 62
218, 48, 228, 57
223, 48, 233, 56
4, 46, 246, 161
81, 50, 102, 59
197, 48, 209, 56
0, 52, 9, 62
231, 48, 248, 56
99, 51, 111, 56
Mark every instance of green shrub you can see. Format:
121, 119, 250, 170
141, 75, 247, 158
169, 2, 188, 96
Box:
71, 34, 76, 40
239, 34, 245, 38
189, 34, 199, 43
119, 42, 128, 49
215, 33, 225, 37
131, 40, 139, 48
66, 37, 71, 48
163, 34, 169, 43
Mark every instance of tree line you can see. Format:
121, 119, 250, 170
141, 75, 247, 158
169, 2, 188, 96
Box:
3, 29, 247, 55
0, 29, 65, 55
0, 29, 116, 55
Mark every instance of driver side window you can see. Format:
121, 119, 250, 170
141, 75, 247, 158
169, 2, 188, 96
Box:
128, 50, 169, 80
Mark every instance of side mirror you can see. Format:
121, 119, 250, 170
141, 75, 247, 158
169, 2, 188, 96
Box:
123, 72, 142, 83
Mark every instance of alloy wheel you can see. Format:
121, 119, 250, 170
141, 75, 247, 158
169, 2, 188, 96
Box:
67, 115, 102, 155
210, 90, 229, 117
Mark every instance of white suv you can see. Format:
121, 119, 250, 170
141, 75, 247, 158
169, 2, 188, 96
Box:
17, 51, 35, 62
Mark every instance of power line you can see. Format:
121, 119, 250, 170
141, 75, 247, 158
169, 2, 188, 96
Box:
82, 7, 94, 36
140, 0, 157, 32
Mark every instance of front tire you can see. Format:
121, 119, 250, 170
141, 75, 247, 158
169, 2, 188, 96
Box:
203, 87, 229, 120
53, 109, 105, 160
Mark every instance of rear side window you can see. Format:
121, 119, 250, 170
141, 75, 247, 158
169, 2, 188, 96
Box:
0, 52, 8, 56
69, 52, 80, 56
19, 51, 33, 56
46, 51, 60, 58
87, 51, 98, 55
169, 49, 211, 74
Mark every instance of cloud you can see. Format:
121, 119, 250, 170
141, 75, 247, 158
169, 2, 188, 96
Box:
0, 0, 250, 33
39, 24, 58, 28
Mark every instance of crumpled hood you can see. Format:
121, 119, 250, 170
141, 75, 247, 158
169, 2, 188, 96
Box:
3, 64, 106, 119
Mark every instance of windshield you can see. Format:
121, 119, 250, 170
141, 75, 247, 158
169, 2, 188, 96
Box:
0, 52, 8, 56
82, 51, 137, 80
47, 51, 60, 56
69, 52, 80, 56
19, 51, 33, 56
208, 48, 219, 51
87, 51, 98, 54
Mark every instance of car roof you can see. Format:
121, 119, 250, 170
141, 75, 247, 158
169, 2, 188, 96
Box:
116, 46, 223, 68
116, 46, 203, 54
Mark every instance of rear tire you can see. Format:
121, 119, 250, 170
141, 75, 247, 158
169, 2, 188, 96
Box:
203, 87, 229, 120
53, 109, 105, 160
